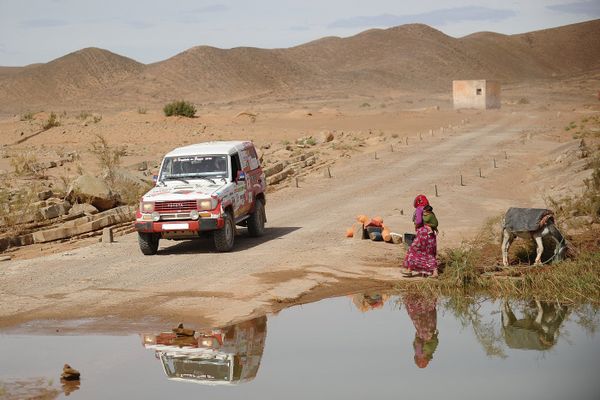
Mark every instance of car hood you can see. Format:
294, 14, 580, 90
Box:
142, 182, 225, 202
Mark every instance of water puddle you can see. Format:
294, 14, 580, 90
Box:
1, 293, 599, 399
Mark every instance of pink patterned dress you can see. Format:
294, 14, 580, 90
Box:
403, 225, 438, 274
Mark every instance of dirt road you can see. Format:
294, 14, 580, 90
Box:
0, 110, 562, 330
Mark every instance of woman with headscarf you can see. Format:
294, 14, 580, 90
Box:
402, 194, 438, 277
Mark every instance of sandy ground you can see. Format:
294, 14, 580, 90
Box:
2, 99, 594, 332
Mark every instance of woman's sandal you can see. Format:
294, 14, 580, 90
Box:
400, 268, 414, 277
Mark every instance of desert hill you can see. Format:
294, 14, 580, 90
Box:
0, 20, 599, 113
0, 48, 144, 111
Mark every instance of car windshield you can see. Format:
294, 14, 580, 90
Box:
160, 155, 228, 181
161, 354, 231, 381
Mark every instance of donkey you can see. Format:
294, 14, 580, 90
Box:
501, 208, 567, 266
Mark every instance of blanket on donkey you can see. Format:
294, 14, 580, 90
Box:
503, 207, 554, 232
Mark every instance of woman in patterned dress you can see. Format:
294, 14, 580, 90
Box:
402, 194, 438, 277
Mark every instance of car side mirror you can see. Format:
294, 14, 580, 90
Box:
236, 171, 246, 182
152, 175, 158, 185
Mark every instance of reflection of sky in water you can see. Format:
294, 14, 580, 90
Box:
0, 296, 599, 400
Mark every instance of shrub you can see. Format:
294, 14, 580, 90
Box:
89, 134, 126, 185
517, 97, 529, 104
9, 151, 44, 177
0, 181, 42, 232
76, 111, 91, 120
163, 100, 196, 117
359, 102, 371, 108
20, 112, 34, 121
137, 107, 147, 114
42, 112, 60, 130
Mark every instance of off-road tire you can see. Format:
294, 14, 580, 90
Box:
247, 198, 266, 237
138, 232, 160, 255
213, 212, 235, 252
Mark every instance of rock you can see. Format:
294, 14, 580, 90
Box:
67, 174, 118, 211
41, 201, 71, 219
2, 233, 34, 248
61, 364, 80, 381
41, 204, 61, 219
0, 255, 12, 261
32, 206, 135, 243
318, 131, 335, 143
102, 227, 114, 243
34, 200, 48, 208
264, 162, 284, 177
104, 168, 151, 189
0, 237, 8, 252
14, 210, 44, 224
127, 160, 148, 171
37, 190, 53, 201
266, 168, 293, 185
69, 203, 98, 216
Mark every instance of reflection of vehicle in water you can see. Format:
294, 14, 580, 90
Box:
502, 300, 568, 351
141, 316, 267, 385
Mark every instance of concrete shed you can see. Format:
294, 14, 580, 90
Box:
453, 80, 501, 109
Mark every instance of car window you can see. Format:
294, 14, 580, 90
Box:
231, 153, 241, 180
160, 155, 228, 180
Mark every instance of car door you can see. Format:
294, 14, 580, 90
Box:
230, 152, 251, 218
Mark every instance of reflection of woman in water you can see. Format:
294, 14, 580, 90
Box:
404, 293, 439, 368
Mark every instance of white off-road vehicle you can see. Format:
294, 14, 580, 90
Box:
134, 141, 267, 255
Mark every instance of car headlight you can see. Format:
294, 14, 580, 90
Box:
190, 210, 199, 220
197, 198, 217, 211
141, 201, 155, 213
151, 212, 160, 222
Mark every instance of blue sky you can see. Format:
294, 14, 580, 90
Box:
0, 0, 598, 66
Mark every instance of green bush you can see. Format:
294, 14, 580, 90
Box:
163, 100, 196, 117
42, 112, 60, 130
20, 112, 34, 121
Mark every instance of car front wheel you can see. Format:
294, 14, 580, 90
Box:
247, 198, 266, 237
213, 212, 235, 252
138, 232, 160, 255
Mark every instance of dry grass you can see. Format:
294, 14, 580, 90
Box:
400, 220, 600, 305
0, 178, 43, 234
42, 112, 60, 130
89, 134, 126, 185
9, 151, 45, 178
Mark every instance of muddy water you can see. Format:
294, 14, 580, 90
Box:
0, 294, 598, 400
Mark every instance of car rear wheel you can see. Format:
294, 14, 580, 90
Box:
213, 212, 235, 252
247, 198, 266, 237
138, 232, 160, 255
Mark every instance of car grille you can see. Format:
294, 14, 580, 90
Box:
154, 200, 197, 214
